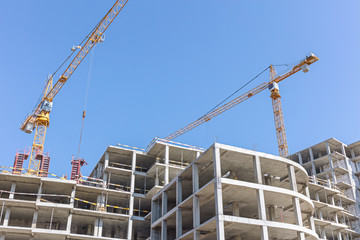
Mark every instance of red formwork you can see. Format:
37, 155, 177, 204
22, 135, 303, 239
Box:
71, 157, 87, 180
13, 147, 30, 174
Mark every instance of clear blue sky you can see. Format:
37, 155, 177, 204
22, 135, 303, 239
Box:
1, 0, 359, 177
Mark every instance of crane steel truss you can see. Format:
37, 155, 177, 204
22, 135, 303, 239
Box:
269, 66, 288, 157
165, 54, 319, 157
20, 0, 129, 175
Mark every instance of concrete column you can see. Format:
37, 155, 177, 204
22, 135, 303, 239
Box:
162, 192, 167, 216
307, 214, 316, 232
213, 146, 225, 240
267, 206, 275, 221
298, 152, 303, 165
66, 212, 73, 232
304, 185, 310, 198
232, 201, 240, 217
193, 195, 200, 228
253, 155, 262, 184
261, 226, 269, 240
98, 218, 103, 237
0, 234, 4, 240
176, 178, 182, 205
193, 164, 199, 193
9, 182, 16, 199
94, 218, 99, 236
151, 228, 160, 240
194, 230, 200, 240
36, 182, 43, 203
3, 208, 10, 226
326, 141, 337, 183
337, 231, 342, 240
334, 213, 339, 223
293, 197, 305, 239
102, 172, 108, 188
161, 220, 167, 240
330, 196, 335, 206
164, 145, 169, 185
69, 186, 76, 207
257, 189, 267, 221
341, 144, 350, 170
104, 151, 109, 168
320, 228, 326, 239
176, 208, 182, 238
97, 195, 105, 211
289, 165, 305, 239
319, 209, 323, 220
151, 199, 160, 223
31, 210, 38, 228
309, 148, 316, 176
127, 151, 137, 240
155, 167, 159, 186
288, 165, 298, 192
102, 151, 109, 187
257, 193, 269, 240
94, 218, 103, 237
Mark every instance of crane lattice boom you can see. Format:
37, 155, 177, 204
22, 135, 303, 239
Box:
164, 53, 319, 157
20, 0, 129, 175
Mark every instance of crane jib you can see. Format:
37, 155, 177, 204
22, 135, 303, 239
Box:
20, 0, 129, 133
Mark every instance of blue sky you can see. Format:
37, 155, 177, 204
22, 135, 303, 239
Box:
1, 0, 359, 177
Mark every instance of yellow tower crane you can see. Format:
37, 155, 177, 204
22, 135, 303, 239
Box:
20, 0, 129, 175
164, 53, 319, 157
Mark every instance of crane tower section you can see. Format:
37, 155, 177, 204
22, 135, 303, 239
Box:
269, 66, 288, 157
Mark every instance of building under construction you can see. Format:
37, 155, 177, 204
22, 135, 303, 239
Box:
1, 137, 360, 240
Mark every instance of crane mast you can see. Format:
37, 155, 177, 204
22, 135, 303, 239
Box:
20, 0, 129, 175
165, 53, 319, 157
269, 66, 288, 157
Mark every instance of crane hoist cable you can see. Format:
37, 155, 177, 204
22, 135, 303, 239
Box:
164, 53, 319, 158
202, 63, 290, 119
77, 47, 96, 158
20, 0, 129, 175
201, 66, 270, 119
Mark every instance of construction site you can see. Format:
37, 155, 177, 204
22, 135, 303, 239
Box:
1, 1, 359, 240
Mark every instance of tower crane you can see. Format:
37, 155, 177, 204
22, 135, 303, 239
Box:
20, 0, 129, 175
164, 53, 319, 157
